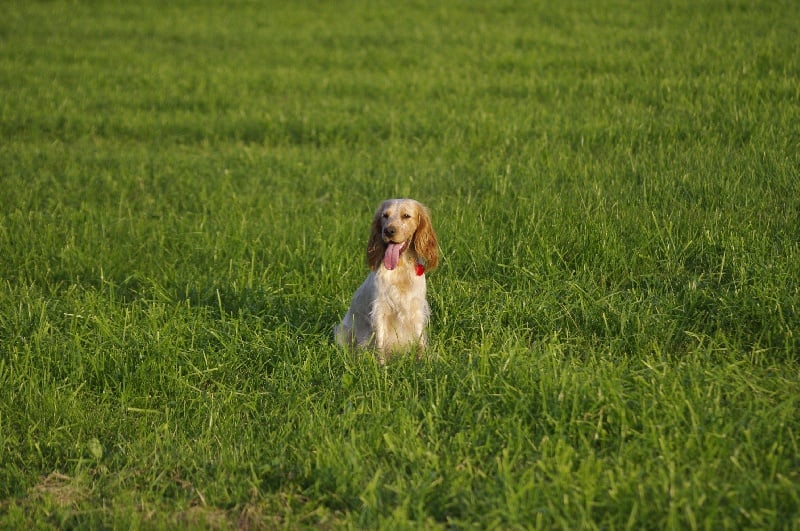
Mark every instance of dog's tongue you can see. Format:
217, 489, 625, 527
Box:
383, 242, 404, 270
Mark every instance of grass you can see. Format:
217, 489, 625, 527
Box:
1, 0, 799, 528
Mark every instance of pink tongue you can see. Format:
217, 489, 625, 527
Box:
383, 243, 404, 270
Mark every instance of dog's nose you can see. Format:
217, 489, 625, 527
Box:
383, 226, 396, 238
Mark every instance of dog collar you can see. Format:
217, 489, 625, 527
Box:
415, 263, 425, 276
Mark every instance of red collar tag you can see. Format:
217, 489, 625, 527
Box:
415, 263, 425, 276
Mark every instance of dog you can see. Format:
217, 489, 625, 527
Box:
334, 199, 438, 361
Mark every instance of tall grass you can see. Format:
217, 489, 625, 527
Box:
1, 0, 799, 528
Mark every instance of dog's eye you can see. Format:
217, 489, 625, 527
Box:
382, 212, 390, 218
402, 213, 412, 219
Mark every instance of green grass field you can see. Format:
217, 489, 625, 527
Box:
2, 0, 799, 528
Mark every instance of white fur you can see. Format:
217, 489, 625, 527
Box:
335, 266, 429, 354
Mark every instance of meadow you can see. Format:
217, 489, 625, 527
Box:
1, 0, 799, 528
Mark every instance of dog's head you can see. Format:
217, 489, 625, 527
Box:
366, 199, 438, 272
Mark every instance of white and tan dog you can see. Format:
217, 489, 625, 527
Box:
335, 199, 438, 360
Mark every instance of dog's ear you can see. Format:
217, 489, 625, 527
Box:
413, 203, 438, 271
366, 202, 386, 270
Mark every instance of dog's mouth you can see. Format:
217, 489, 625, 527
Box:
383, 240, 409, 271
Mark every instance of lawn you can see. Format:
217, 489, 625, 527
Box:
1, 0, 799, 528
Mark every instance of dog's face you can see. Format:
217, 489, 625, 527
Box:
377, 199, 422, 245
367, 198, 438, 271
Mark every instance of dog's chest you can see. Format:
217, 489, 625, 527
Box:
373, 267, 426, 309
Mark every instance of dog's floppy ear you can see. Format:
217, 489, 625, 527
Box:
366, 202, 386, 270
413, 203, 438, 271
